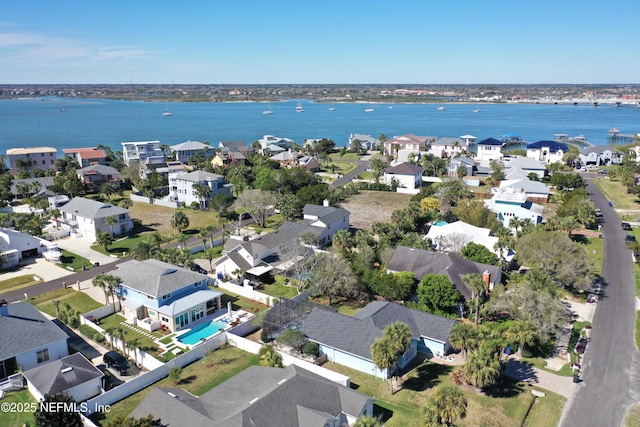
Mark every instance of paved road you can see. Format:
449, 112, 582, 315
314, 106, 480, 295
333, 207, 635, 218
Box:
331, 159, 370, 187
560, 177, 640, 427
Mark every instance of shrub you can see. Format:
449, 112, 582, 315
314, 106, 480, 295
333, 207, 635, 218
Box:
277, 329, 308, 352
68, 316, 80, 329
94, 334, 106, 344
260, 328, 269, 343
302, 341, 320, 358
79, 325, 97, 339
190, 201, 200, 209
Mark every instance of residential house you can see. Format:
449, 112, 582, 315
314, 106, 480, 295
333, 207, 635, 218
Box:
6, 147, 57, 175
62, 147, 107, 168
384, 162, 423, 193
578, 146, 624, 166
396, 149, 428, 165
218, 140, 252, 155
131, 365, 375, 426
169, 141, 213, 164
484, 188, 544, 228
121, 140, 165, 167
210, 150, 247, 168
459, 134, 477, 147
474, 137, 504, 166
497, 176, 551, 201
386, 246, 502, 298
425, 221, 514, 262
10, 177, 54, 199
23, 353, 103, 402
270, 150, 320, 172
256, 135, 294, 155
428, 137, 465, 159
0, 227, 44, 268
77, 164, 121, 192
302, 201, 350, 246
142, 161, 185, 180
169, 170, 232, 208
385, 134, 433, 158
447, 156, 476, 177
113, 259, 222, 333
629, 145, 640, 162
58, 197, 133, 240
348, 133, 379, 152
301, 301, 456, 379
526, 140, 569, 164
0, 301, 69, 380
503, 156, 547, 179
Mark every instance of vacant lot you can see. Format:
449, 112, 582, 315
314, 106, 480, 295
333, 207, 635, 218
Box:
340, 190, 413, 229
129, 202, 220, 236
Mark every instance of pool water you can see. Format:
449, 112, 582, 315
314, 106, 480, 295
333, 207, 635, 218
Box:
177, 320, 228, 345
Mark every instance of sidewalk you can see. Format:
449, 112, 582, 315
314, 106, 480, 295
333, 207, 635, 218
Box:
503, 358, 577, 398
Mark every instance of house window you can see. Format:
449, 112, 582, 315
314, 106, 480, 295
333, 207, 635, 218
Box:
161, 316, 168, 322
147, 295, 155, 301
119, 214, 126, 220
41, 153, 45, 157
36, 349, 49, 364
148, 310, 156, 317
162, 293, 171, 300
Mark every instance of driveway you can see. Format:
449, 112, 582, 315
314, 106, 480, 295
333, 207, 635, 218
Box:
0, 257, 74, 283
55, 236, 118, 266
503, 359, 577, 398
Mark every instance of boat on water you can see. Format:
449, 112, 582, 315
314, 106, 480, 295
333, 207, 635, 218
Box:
365, 107, 374, 113
59, 107, 66, 112
296, 101, 304, 113
162, 103, 173, 116
473, 104, 481, 113
262, 102, 274, 115
437, 106, 446, 111
328, 102, 336, 111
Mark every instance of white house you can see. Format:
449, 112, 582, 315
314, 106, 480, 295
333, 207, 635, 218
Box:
348, 133, 379, 151
384, 134, 433, 157
425, 220, 514, 261
23, 353, 103, 402
302, 201, 350, 246
169, 140, 213, 164
503, 156, 548, 179
498, 177, 551, 201
0, 301, 69, 380
58, 197, 134, 240
485, 188, 544, 228
578, 146, 624, 166
428, 137, 466, 159
169, 170, 232, 208
121, 140, 165, 166
256, 135, 294, 155
475, 137, 504, 166
384, 162, 423, 193
526, 141, 569, 164
0, 227, 43, 268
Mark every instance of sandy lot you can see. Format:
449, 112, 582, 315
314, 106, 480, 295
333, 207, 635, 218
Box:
339, 190, 414, 230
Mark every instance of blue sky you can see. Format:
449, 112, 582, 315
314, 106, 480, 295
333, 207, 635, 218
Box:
0, 0, 638, 84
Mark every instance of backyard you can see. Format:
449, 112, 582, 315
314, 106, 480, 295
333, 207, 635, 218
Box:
340, 190, 414, 229
0, 388, 37, 427
32, 288, 103, 318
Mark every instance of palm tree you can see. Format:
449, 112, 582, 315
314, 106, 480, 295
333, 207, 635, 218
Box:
95, 231, 113, 252
464, 346, 502, 389
559, 215, 580, 238
92, 273, 112, 305
332, 229, 352, 256
130, 239, 158, 260
148, 231, 163, 249
126, 337, 141, 366
192, 182, 212, 209
505, 320, 537, 357
427, 384, 468, 426
52, 299, 60, 318
448, 322, 479, 360
104, 326, 117, 349
462, 273, 485, 324
384, 322, 413, 390
258, 345, 283, 368
104, 215, 118, 237
16, 182, 32, 199
353, 416, 382, 427
171, 211, 190, 235
115, 326, 128, 355
370, 336, 397, 393
119, 198, 133, 209
204, 247, 217, 273
100, 182, 117, 202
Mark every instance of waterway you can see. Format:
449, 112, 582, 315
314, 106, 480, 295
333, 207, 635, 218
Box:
0, 98, 638, 153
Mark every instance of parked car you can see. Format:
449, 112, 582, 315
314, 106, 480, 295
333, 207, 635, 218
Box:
575, 338, 588, 355
622, 222, 632, 230
625, 234, 636, 243
595, 209, 603, 218
103, 351, 129, 375
598, 169, 609, 175
191, 264, 209, 275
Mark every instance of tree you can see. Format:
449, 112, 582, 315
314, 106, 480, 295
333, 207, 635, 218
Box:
462, 273, 486, 324
234, 189, 277, 228
204, 247, 217, 273
453, 199, 499, 230
126, 337, 141, 366
34, 392, 82, 427
417, 274, 462, 317
115, 326, 128, 354
130, 239, 159, 260
95, 230, 113, 252
52, 299, 60, 318
385, 321, 413, 386
419, 197, 441, 212
105, 215, 118, 237
171, 210, 190, 235
100, 182, 118, 202
370, 157, 390, 182
370, 336, 397, 392
353, 415, 383, 427
276, 329, 308, 352
192, 182, 212, 209
168, 366, 183, 385
332, 229, 352, 255
460, 242, 499, 266
464, 345, 502, 389
368, 270, 414, 301
448, 322, 479, 360
258, 345, 283, 368
308, 252, 360, 305
423, 384, 468, 426
504, 320, 537, 357
93, 273, 119, 305
119, 198, 133, 209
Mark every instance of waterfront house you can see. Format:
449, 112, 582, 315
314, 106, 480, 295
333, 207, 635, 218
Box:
428, 137, 465, 158
256, 135, 294, 155
474, 137, 504, 166
62, 147, 107, 168
386, 245, 502, 297
169, 140, 213, 164
77, 164, 121, 192
484, 188, 544, 228
526, 140, 568, 164
578, 146, 624, 166
301, 301, 456, 379
218, 140, 252, 154
168, 170, 232, 208
23, 353, 103, 403
348, 133, 379, 151
385, 134, 433, 158
384, 162, 423, 193
121, 140, 165, 167
132, 365, 375, 426
113, 259, 222, 333
0, 301, 69, 380
7, 147, 57, 176
503, 156, 547, 179
58, 197, 133, 240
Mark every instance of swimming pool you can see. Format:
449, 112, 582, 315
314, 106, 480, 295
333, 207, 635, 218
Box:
177, 320, 228, 345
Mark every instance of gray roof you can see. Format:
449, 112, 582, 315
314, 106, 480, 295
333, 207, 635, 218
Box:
157, 289, 223, 316
301, 301, 456, 361
432, 137, 462, 147
218, 140, 251, 153
131, 365, 373, 427
386, 246, 502, 299
0, 302, 68, 361
504, 156, 547, 171
114, 259, 210, 298
384, 162, 423, 175
579, 145, 617, 155
77, 164, 120, 176
170, 141, 212, 152
303, 204, 349, 226
174, 170, 224, 183
22, 353, 102, 396
11, 177, 55, 196
59, 197, 129, 220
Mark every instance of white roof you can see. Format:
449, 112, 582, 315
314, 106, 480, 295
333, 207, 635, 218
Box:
426, 221, 504, 258
499, 179, 551, 195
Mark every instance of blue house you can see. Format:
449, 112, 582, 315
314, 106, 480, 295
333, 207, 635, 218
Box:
301, 301, 456, 379
113, 259, 222, 333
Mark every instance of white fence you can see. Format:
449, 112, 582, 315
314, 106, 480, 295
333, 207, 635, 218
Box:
216, 281, 277, 307
226, 333, 350, 387
129, 193, 180, 208
83, 333, 227, 415
82, 302, 120, 322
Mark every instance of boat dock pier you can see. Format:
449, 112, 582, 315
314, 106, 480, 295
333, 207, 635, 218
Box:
607, 128, 638, 143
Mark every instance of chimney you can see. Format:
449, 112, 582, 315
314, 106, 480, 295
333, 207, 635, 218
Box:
323, 199, 330, 207
482, 270, 491, 290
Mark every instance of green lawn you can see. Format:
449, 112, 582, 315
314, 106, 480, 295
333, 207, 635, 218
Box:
625, 402, 640, 427
260, 275, 299, 299
91, 232, 155, 258
92, 346, 259, 426
326, 361, 565, 427
33, 288, 102, 317
592, 177, 640, 209
0, 274, 42, 294
58, 249, 94, 272
584, 236, 604, 275
246, 214, 284, 234
0, 388, 37, 427
219, 288, 271, 313
97, 313, 160, 354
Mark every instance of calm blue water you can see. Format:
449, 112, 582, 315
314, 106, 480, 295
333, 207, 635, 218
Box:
177, 319, 227, 345
0, 97, 638, 153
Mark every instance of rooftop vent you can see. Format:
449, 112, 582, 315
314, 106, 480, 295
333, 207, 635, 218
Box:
249, 397, 259, 405
61, 367, 73, 374
167, 392, 177, 398
277, 378, 287, 385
